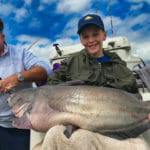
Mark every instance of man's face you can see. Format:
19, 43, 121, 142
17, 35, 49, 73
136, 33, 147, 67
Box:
80, 24, 106, 58
0, 33, 5, 53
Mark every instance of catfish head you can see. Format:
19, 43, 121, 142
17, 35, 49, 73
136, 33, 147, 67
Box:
7, 88, 36, 118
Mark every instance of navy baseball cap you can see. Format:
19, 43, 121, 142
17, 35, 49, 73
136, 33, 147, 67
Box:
77, 14, 105, 34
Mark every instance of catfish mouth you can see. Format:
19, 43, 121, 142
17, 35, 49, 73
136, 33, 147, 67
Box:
12, 103, 29, 118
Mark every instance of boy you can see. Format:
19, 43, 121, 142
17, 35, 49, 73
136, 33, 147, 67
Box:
48, 14, 138, 93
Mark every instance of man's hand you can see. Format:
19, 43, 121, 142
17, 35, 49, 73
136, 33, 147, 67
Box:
0, 74, 19, 93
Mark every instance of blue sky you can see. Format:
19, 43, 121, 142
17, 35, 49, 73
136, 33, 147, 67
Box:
0, 0, 150, 63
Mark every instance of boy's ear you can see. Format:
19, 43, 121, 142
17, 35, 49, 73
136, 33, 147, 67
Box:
103, 31, 107, 41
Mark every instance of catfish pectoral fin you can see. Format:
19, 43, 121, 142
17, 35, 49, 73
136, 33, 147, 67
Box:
12, 114, 32, 129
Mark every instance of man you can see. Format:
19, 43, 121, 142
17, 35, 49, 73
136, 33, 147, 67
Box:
48, 14, 138, 93
0, 18, 51, 150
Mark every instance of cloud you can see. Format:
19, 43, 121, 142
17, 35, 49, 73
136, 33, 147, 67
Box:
0, 3, 14, 16
101, 0, 118, 5
56, 9, 100, 38
38, 0, 57, 11
14, 8, 28, 22
106, 13, 149, 36
127, 14, 149, 28
0, 3, 28, 22
56, 17, 79, 37
16, 35, 41, 43
128, 0, 150, 4
131, 39, 150, 62
16, 33, 81, 64
24, 0, 32, 6
16, 34, 52, 63
103, 16, 122, 34
29, 18, 42, 28
107, 13, 150, 61
54, 38, 80, 47
130, 3, 143, 11
56, 0, 92, 14
29, 44, 52, 64
38, 5, 45, 11
40, 0, 56, 4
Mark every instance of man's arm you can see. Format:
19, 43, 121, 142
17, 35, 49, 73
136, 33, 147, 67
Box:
0, 66, 47, 93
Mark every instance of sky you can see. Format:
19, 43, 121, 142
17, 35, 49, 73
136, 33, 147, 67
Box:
0, 0, 150, 64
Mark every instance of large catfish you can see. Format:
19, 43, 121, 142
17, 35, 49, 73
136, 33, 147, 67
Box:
7, 85, 150, 139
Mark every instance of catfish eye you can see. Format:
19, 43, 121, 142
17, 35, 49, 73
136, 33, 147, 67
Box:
14, 97, 23, 104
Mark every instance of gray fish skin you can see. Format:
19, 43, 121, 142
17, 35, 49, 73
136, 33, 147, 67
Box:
7, 85, 150, 138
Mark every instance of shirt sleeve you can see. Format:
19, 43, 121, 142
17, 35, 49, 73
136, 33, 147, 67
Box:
23, 48, 52, 76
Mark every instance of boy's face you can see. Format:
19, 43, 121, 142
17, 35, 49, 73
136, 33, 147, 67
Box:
79, 24, 106, 58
